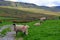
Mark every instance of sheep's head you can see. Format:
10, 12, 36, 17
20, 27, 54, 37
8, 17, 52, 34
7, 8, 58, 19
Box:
13, 23, 16, 26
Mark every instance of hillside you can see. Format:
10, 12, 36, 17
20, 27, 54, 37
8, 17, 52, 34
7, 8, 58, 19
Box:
0, 1, 38, 7
0, 6, 60, 21
0, 6, 60, 16
0, 1, 60, 20
40, 6, 60, 12
0, 1, 16, 6
49, 6, 60, 12
0, 1, 60, 12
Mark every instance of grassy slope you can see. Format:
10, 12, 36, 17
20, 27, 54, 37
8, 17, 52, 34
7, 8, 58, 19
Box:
0, 6, 60, 16
0, 6, 46, 18
23, 20, 60, 40
0, 6, 59, 21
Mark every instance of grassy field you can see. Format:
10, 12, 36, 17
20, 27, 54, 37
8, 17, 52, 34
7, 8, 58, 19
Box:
0, 27, 11, 37
22, 20, 60, 40
0, 20, 12, 28
0, 6, 60, 40
0, 19, 60, 40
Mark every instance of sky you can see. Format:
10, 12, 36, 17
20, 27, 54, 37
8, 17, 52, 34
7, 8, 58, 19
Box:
5, 0, 60, 7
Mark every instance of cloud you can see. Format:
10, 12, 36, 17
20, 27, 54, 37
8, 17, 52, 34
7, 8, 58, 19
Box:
18, 0, 60, 7
53, 1, 60, 6
5, 0, 60, 7
5, 0, 17, 2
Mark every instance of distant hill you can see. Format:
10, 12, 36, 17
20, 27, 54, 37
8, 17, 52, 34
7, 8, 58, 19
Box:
39, 6, 60, 12
49, 6, 60, 12
0, 1, 42, 8
0, 1, 15, 6
0, 1, 60, 12
0, 0, 4, 1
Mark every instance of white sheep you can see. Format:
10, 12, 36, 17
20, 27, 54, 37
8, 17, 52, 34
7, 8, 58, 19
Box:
40, 17, 47, 21
13, 24, 29, 36
40, 17, 47, 23
34, 22, 41, 26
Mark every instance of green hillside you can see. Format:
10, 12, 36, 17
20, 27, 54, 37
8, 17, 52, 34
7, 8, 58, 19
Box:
0, 6, 60, 21
0, 6, 60, 16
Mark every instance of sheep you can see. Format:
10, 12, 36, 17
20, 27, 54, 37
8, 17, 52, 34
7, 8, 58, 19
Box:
40, 17, 47, 23
40, 17, 47, 21
13, 24, 29, 36
34, 22, 41, 26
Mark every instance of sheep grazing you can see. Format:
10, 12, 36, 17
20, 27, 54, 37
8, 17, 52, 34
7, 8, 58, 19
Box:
40, 17, 47, 23
40, 17, 47, 21
13, 24, 29, 36
34, 22, 41, 26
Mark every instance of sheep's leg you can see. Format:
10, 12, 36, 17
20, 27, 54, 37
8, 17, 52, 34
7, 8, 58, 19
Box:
16, 31, 18, 36
24, 32, 26, 35
14, 27, 16, 31
25, 29, 28, 35
23, 31, 27, 35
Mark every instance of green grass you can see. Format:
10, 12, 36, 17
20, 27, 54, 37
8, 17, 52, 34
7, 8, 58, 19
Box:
0, 27, 11, 37
0, 20, 60, 40
0, 6, 59, 22
0, 6, 60, 16
0, 21, 12, 28
23, 20, 60, 40
0, 6, 60, 40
